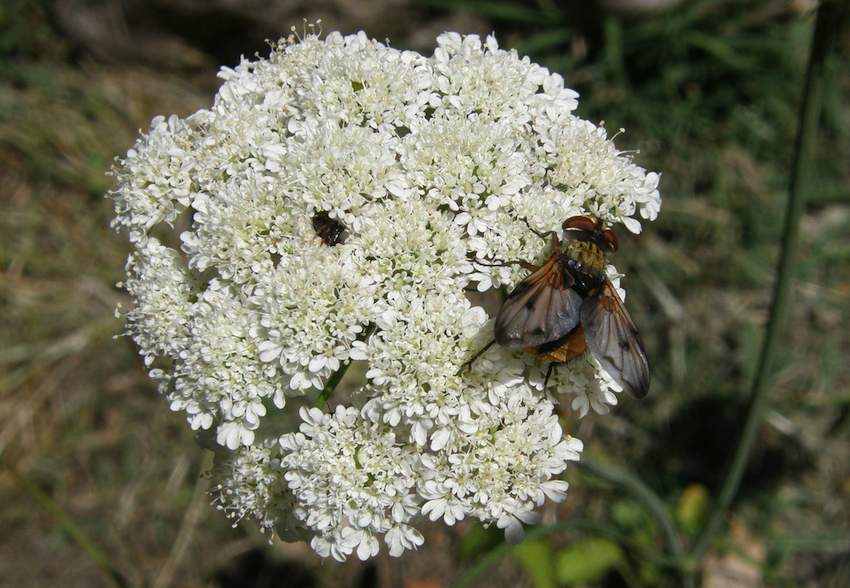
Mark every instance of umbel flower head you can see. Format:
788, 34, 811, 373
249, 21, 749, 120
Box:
111, 30, 661, 561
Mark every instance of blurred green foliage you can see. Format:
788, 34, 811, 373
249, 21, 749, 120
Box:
0, 0, 69, 64
555, 537, 624, 585
675, 484, 709, 535
515, 539, 558, 588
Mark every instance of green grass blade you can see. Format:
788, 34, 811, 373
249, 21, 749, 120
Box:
689, 0, 850, 567
3, 456, 129, 588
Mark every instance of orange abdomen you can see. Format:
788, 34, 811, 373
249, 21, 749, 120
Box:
526, 324, 588, 363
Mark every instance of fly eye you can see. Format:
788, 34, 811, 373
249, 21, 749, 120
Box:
602, 229, 619, 252
562, 215, 598, 232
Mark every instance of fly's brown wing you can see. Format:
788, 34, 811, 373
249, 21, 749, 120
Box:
494, 256, 583, 348
580, 279, 650, 398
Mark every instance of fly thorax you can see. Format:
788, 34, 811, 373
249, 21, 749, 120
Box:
564, 240, 607, 274
562, 241, 606, 297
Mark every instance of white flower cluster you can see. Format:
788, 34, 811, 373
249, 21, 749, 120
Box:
111, 30, 661, 560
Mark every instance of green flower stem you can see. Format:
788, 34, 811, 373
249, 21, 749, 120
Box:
312, 360, 352, 409
578, 459, 686, 565
313, 324, 376, 409
2, 455, 129, 588
690, 0, 849, 565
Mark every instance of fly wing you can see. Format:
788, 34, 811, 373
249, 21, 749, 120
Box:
494, 258, 582, 348
580, 279, 650, 398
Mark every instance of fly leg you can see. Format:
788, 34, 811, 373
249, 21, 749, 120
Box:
472, 258, 539, 272
519, 216, 556, 242
459, 339, 496, 373
543, 362, 557, 388
463, 257, 536, 374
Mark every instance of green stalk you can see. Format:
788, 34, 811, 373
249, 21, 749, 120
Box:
690, 0, 849, 564
3, 456, 129, 587
313, 324, 375, 409
312, 360, 353, 408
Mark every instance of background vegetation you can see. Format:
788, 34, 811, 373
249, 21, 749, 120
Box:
1, 0, 848, 586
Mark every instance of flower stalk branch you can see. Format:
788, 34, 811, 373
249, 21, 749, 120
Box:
313, 360, 353, 408
313, 323, 376, 408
